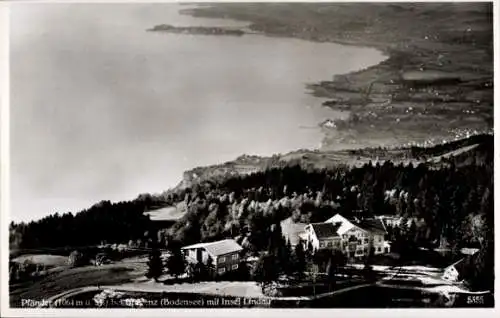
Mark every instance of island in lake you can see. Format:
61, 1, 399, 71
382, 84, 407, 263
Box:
147, 24, 245, 36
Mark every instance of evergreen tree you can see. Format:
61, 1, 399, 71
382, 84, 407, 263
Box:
253, 254, 279, 286
146, 246, 163, 282
462, 221, 494, 291
267, 222, 285, 252
293, 242, 306, 280
281, 239, 294, 275
206, 255, 214, 269
190, 259, 208, 281
362, 247, 376, 282
307, 241, 315, 256
326, 250, 347, 291
408, 220, 418, 246
166, 247, 186, 279
265, 223, 290, 275
479, 187, 492, 216
364, 246, 375, 267
236, 260, 251, 281
313, 249, 332, 272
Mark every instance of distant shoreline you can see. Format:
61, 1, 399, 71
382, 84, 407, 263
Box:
180, 3, 493, 150
147, 24, 246, 37
12, 3, 492, 224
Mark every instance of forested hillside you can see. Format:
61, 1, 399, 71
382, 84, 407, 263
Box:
166, 157, 493, 250
10, 135, 493, 257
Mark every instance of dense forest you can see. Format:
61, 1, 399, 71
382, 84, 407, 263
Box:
165, 158, 493, 251
10, 143, 492, 249
10, 136, 493, 291
9, 200, 152, 251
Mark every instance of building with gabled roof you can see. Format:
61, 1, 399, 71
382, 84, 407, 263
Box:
181, 239, 243, 276
442, 252, 479, 282
301, 222, 342, 251
301, 213, 391, 259
355, 218, 387, 234
325, 213, 389, 258
310, 223, 342, 239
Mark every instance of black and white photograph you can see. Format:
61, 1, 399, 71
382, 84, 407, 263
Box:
2, 0, 496, 313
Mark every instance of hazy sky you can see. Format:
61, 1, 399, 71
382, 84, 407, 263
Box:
10, 3, 385, 223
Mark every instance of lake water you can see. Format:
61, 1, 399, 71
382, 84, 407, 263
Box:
10, 3, 386, 222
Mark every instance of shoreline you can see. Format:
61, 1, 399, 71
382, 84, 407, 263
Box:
181, 3, 493, 150
13, 3, 493, 224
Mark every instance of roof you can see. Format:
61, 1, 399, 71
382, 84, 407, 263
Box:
310, 223, 341, 239
460, 248, 480, 256
324, 214, 355, 235
324, 213, 388, 235
280, 217, 307, 246
448, 253, 477, 275
181, 239, 243, 257
448, 258, 467, 274
352, 218, 387, 234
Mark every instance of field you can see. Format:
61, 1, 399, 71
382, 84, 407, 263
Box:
144, 202, 187, 221
10, 250, 489, 308
11, 254, 68, 267
10, 260, 147, 307
116, 280, 266, 298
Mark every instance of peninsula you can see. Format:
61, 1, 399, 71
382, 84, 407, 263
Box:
147, 24, 245, 36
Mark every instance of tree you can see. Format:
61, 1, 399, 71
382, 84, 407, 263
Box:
265, 223, 291, 276
461, 218, 494, 291
252, 254, 279, 286
166, 248, 186, 279
128, 239, 136, 248
362, 264, 376, 282
280, 239, 294, 276
267, 222, 285, 252
236, 260, 251, 281
188, 260, 208, 282
146, 246, 163, 282
67, 250, 85, 267
136, 239, 143, 248
307, 241, 315, 256
479, 187, 492, 216
407, 220, 418, 247
206, 255, 215, 279
157, 230, 167, 248
9, 263, 18, 282
292, 242, 306, 280
364, 244, 374, 262
326, 250, 347, 290
313, 249, 332, 272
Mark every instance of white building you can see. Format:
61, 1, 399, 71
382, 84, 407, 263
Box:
301, 223, 342, 251
442, 251, 478, 282
325, 214, 389, 258
300, 213, 390, 259
442, 259, 466, 282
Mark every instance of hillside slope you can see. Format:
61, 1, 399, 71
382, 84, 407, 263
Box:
178, 134, 493, 188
